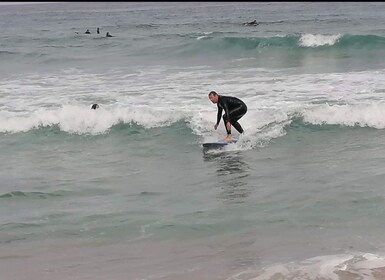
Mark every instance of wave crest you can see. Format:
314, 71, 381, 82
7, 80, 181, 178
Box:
303, 103, 385, 129
232, 253, 385, 280
188, 33, 385, 53
299, 33, 342, 47
0, 105, 185, 135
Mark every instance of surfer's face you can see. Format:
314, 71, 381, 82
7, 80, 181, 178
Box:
209, 93, 218, 104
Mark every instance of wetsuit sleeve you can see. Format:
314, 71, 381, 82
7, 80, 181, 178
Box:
216, 105, 222, 125
222, 102, 231, 123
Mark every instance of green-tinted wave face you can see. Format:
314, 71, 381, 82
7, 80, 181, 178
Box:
338, 34, 385, 49
170, 33, 385, 73
180, 34, 385, 56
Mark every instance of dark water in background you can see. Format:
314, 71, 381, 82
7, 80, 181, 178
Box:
2, 2, 385, 279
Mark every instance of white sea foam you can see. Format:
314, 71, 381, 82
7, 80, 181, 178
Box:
228, 253, 385, 280
0, 105, 185, 134
299, 33, 342, 47
197, 36, 209, 40
303, 103, 385, 129
2, 66, 385, 140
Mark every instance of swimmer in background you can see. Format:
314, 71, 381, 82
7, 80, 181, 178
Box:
243, 20, 259, 26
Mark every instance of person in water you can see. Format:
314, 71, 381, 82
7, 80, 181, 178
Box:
97, 27, 100, 34
106, 32, 113, 37
208, 91, 247, 142
91, 104, 99, 110
85, 29, 91, 34
243, 20, 259, 26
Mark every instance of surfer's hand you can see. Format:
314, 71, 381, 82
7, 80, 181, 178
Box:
214, 124, 218, 130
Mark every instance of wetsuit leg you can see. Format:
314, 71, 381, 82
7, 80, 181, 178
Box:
232, 120, 244, 134
229, 105, 247, 134
223, 114, 231, 135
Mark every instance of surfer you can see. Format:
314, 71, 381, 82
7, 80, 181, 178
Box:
91, 104, 99, 110
208, 91, 247, 142
85, 29, 91, 34
243, 20, 259, 26
106, 32, 113, 37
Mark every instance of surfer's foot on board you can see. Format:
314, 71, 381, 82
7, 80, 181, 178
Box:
224, 135, 233, 142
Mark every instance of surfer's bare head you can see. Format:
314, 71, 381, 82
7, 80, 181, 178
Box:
208, 91, 219, 104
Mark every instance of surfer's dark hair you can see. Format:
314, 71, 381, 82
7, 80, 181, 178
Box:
91, 104, 99, 110
209, 91, 217, 96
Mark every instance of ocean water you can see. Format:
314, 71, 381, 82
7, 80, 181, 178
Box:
2, 2, 385, 279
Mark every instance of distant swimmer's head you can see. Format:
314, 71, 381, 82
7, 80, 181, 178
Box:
91, 104, 99, 110
208, 91, 219, 104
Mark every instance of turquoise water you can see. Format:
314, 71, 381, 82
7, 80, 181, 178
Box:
2, 2, 385, 280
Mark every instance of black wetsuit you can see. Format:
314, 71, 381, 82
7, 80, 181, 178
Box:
216, 95, 247, 134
